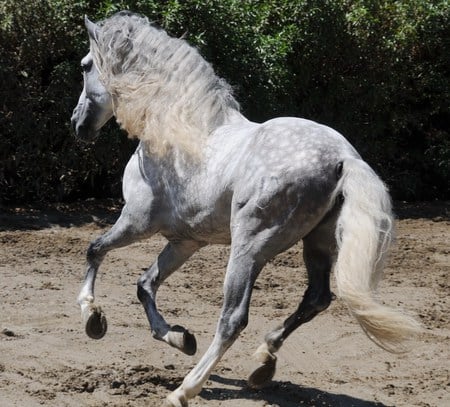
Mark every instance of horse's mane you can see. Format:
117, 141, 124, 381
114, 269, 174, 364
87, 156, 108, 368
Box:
90, 11, 240, 156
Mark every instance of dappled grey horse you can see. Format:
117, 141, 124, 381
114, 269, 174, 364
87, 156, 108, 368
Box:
71, 11, 420, 407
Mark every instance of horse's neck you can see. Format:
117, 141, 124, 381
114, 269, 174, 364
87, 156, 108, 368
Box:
141, 108, 249, 157
146, 109, 249, 164
223, 110, 250, 128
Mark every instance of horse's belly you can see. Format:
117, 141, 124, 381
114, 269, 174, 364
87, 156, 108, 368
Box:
160, 204, 232, 245
162, 224, 231, 245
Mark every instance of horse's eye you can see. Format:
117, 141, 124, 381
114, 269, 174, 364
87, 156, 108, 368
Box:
81, 60, 93, 72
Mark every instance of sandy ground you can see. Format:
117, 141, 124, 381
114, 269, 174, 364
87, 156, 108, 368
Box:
0, 201, 448, 407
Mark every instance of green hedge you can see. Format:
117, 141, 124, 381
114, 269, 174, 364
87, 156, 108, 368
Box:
1, 0, 448, 203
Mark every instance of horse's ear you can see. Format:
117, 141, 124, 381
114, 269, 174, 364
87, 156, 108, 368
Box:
85, 16, 100, 43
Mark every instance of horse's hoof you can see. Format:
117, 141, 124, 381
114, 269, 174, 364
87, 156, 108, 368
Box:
165, 391, 188, 407
85, 307, 107, 339
247, 359, 276, 389
167, 325, 197, 356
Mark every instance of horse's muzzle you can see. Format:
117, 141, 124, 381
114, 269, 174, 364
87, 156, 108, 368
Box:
71, 105, 98, 142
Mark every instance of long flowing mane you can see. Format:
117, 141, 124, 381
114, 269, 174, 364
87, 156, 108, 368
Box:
90, 11, 240, 156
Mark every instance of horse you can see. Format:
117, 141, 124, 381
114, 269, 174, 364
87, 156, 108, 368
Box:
71, 11, 420, 407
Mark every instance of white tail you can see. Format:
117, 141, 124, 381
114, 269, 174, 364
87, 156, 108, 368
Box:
334, 158, 421, 352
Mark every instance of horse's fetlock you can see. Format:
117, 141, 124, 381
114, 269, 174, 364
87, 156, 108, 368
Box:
264, 330, 284, 353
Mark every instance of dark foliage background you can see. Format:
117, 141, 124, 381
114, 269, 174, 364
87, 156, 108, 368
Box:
0, 0, 448, 203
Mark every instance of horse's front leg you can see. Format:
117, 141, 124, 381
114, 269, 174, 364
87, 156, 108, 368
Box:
77, 208, 154, 339
77, 238, 107, 339
137, 240, 203, 355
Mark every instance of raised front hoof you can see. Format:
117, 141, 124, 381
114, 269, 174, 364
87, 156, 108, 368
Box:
85, 307, 107, 340
247, 359, 276, 389
167, 325, 197, 356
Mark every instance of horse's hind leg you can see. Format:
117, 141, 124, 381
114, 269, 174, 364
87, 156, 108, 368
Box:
166, 225, 267, 407
77, 207, 154, 339
137, 240, 203, 355
248, 220, 337, 389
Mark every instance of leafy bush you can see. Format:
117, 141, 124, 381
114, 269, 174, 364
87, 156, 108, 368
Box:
0, 0, 448, 203
0, 0, 137, 202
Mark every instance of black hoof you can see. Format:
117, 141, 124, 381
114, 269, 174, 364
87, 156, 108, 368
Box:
85, 309, 107, 339
170, 325, 197, 356
248, 359, 276, 389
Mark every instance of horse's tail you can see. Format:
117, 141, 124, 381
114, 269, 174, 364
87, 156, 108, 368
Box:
333, 158, 421, 352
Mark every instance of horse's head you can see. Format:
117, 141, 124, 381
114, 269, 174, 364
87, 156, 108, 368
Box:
71, 17, 113, 141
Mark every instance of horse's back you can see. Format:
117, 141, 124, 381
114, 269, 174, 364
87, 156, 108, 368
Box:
226, 116, 358, 198
256, 117, 359, 161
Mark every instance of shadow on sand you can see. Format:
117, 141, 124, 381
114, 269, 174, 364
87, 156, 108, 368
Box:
196, 374, 391, 407
1, 200, 447, 232
0, 199, 121, 231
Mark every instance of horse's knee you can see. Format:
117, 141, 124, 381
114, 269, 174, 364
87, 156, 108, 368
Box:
136, 280, 147, 303
86, 238, 106, 265
137, 273, 158, 302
